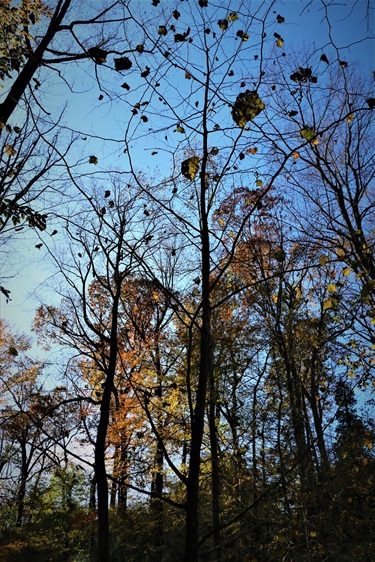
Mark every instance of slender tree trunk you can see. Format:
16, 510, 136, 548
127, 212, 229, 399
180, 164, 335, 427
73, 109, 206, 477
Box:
89, 476, 97, 562
118, 447, 128, 511
208, 372, 221, 561
94, 287, 121, 562
307, 363, 330, 474
286, 367, 312, 491
0, 0, 71, 126
16, 442, 28, 527
184, 135, 213, 562
276, 328, 314, 492
110, 446, 119, 510
185, 309, 212, 561
150, 351, 164, 560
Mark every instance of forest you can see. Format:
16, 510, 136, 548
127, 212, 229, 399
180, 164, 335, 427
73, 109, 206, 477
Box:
0, 1, 374, 561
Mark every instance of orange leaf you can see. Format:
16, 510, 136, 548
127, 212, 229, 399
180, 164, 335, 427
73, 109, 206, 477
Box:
4, 144, 17, 156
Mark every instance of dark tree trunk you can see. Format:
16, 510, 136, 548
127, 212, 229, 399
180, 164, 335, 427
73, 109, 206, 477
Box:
150, 357, 164, 560
16, 442, 28, 527
208, 372, 221, 561
94, 288, 121, 562
118, 447, 128, 511
185, 101, 213, 559
0, 0, 71, 126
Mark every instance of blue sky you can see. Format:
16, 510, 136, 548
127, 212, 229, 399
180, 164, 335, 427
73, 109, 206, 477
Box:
1, 0, 374, 337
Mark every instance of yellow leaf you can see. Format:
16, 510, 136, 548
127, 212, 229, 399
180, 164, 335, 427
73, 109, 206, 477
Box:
309, 531, 317, 538
181, 156, 200, 180
342, 267, 351, 276
364, 439, 373, 449
293, 151, 299, 159
271, 294, 278, 303
346, 113, 354, 124
323, 297, 337, 310
327, 283, 336, 293
348, 371, 355, 378
256, 178, 264, 187
319, 255, 328, 266
4, 144, 17, 156
336, 248, 345, 257
275, 38, 284, 47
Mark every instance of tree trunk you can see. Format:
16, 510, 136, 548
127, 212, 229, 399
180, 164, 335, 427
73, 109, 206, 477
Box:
0, 0, 71, 126
150, 357, 164, 560
16, 442, 28, 527
94, 289, 121, 562
208, 371, 221, 561
185, 134, 213, 560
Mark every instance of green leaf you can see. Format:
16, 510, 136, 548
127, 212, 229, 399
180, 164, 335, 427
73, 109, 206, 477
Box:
255, 178, 264, 187
300, 126, 316, 141
274, 250, 286, 262
181, 156, 200, 180
175, 124, 186, 133
228, 12, 239, 21
232, 90, 265, 127
218, 19, 228, 31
